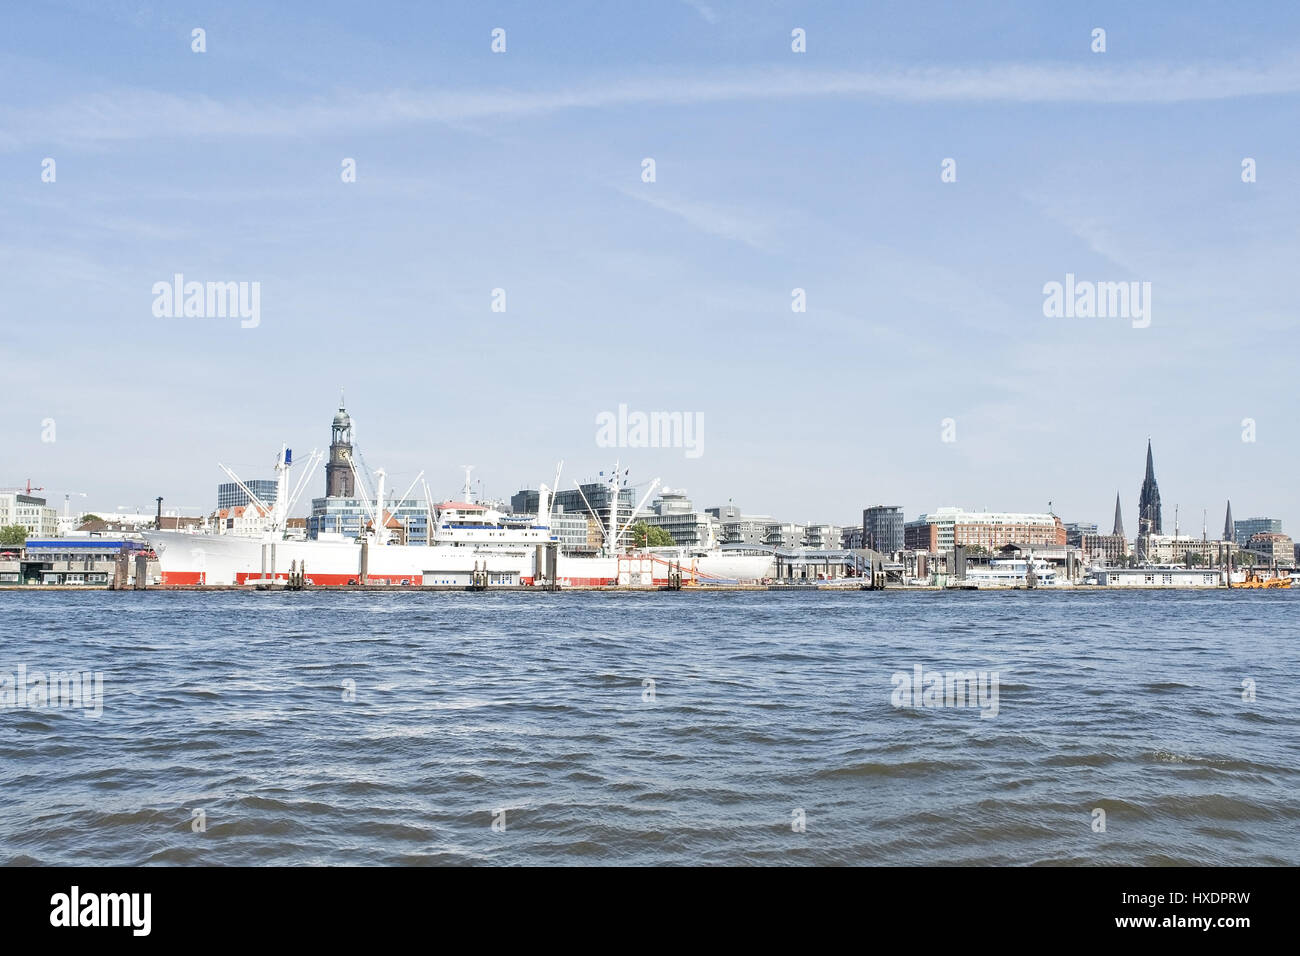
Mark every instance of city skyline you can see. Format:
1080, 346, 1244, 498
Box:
18, 398, 1282, 544
2, 2, 1297, 531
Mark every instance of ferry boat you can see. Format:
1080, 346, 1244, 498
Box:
143, 444, 772, 588
962, 556, 1059, 588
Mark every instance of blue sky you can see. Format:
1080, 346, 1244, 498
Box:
2, 1, 1297, 533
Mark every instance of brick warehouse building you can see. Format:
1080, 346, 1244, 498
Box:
904, 508, 1066, 552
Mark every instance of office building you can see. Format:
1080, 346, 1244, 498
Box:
802, 524, 842, 550
548, 508, 594, 555
720, 514, 775, 548
1064, 522, 1098, 547
1141, 534, 1233, 566
862, 505, 904, 553
904, 508, 1066, 552
0, 493, 58, 538
1234, 517, 1283, 547
643, 489, 719, 549
217, 479, 279, 511
552, 481, 636, 532
1245, 532, 1294, 566
764, 522, 805, 549
308, 495, 428, 543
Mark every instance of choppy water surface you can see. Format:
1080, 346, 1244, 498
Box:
1, 589, 1297, 865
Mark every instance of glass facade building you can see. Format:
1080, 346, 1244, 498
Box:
1234, 517, 1283, 546
307, 496, 429, 545
217, 480, 279, 511
862, 505, 904, 553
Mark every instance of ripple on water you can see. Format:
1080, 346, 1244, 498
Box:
1, 588, 1297, 865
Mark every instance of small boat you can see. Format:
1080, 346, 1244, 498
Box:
1236, 570, 1292, 589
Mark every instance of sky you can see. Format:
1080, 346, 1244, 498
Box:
1, 0, 1297, 533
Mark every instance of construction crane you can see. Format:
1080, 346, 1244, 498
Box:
2, 479, 45, 495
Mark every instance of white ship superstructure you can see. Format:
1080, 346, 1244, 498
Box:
963, 556, 1061, 588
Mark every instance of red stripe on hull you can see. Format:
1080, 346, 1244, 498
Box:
233, 572, 426, 586
160, 571, 206, 585
158, 572, 629, 588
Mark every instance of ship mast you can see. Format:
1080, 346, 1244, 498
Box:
608, 461, 619, 557
383, 471, 423, 545
372, 469, 387, 545
344, 452, 380, 542
536, 462, 564, 528
284, 449, 323, 520
273, 444, 291, 532
618, 477, 662, 551
420, 477, 435, 545
545, 461, 564, 526
572, 480, 603, 551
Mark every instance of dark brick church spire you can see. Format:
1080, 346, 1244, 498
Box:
1138, 439, 1162, 536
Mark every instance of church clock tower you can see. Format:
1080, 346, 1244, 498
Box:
325, 396, 354, 498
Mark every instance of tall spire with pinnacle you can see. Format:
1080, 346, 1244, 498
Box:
1138, 438, 1162, 536
1112, 492, 1125, 538
1223, 500, 1234, 544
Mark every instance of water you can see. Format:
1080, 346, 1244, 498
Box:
1, 589, 1297, 865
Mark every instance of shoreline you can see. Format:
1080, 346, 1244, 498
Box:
0, 583, 1280, 593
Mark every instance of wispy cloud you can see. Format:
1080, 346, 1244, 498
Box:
680, 0, 719, 24
4, 59, 1300, 150
619, 187, 774, 250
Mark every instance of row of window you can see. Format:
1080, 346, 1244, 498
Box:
26, 554, 119, 562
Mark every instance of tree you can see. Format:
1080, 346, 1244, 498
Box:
0, 525, 27, 546
79, 514, 103, 524
629, 522, 675, 548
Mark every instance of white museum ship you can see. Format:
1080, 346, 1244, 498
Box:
143, 411, 772, 588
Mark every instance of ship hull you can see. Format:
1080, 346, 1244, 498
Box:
142, 532, 773, 587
